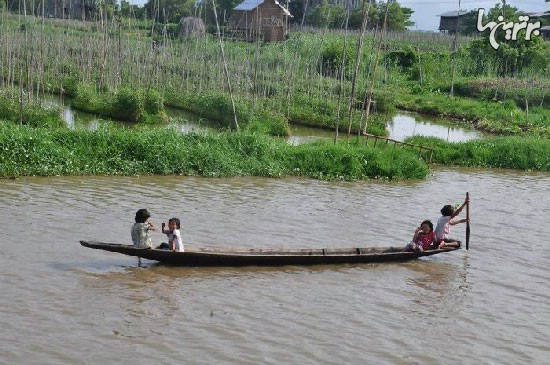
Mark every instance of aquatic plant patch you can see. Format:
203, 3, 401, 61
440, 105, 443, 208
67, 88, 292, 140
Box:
0, 124, 429, 180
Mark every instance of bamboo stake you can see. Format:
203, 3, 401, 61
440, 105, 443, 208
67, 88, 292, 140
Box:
212, 0, 239, 130
361, 0, 390, 136
253, 6, 261, 106
346, 0, 372, 141
449, 0, 461, 98
466, 192, 470, 250
335, 8, 350, 144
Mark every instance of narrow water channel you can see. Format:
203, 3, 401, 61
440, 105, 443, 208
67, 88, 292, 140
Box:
41, 93, 486, 143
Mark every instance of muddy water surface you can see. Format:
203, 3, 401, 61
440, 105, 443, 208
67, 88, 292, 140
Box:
1, 169, 549, 364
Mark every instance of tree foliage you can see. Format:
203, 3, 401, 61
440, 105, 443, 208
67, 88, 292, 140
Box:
144, 0, 196, 23
119, 0, 146, 19
193, 0, 241, 27
466, 4, 550, 76
303, 0, 413, 31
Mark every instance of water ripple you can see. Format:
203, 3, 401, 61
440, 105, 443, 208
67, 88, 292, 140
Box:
1, 170, 549, 364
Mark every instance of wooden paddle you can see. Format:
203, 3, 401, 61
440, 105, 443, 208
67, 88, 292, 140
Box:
465, 192, 470, 250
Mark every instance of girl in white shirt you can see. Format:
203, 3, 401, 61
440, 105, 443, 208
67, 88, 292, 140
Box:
161, 217, 184, 252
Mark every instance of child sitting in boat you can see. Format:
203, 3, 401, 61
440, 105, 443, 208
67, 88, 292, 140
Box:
435, 198, 469, 249
404, 220, 438, 253
159, 217, 184, 252
131, 209, 157, 248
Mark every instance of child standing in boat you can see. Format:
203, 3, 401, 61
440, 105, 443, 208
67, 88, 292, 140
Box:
404, 220, 438, 252
131, 208, 157, 248
435, 197, 469, 248
160, 217, 184, 252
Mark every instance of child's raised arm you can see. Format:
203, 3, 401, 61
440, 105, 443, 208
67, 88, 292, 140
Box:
412, 226, 421, 241
147, 221, 157, 232
452, 199, 468, 218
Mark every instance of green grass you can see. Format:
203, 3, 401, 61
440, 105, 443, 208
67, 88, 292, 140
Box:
0, 123, 430, 180
2, 13, 547, 138
0, 13, 548, 179
408, 135, 550, 171
393, 91, 549, 137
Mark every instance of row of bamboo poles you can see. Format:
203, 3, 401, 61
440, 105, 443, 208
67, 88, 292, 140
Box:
1, 0, 461, 142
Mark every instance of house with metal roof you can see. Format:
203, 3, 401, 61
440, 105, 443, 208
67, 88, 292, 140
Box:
438, 10, 473, 33
525, 12, 550, 40
7, 0, 92, 20
231, 0, 292, 42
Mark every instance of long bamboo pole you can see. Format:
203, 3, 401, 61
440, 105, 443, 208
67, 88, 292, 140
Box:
334, 8, 350, 144
449, 0, 461, 98
346, 0, 372, 141
212, 0, 239, 130
466, 192, 470, 250
361, 0, 390, 136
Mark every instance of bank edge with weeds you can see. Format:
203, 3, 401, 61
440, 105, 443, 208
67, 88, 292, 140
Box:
0, 123, 428, 180
408, 136, 550, 171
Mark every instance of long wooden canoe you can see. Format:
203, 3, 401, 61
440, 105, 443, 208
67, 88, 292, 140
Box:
79, 240, 461, 267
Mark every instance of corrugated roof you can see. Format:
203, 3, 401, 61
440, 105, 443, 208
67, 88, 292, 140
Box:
234, 0, 264, 11
525, 12, 550, 18
439, 10, 470, 18
234, 0, 291, 16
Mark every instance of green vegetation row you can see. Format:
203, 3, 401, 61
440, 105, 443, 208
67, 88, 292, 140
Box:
2, 80, 386, 137
392, 91, 549, 137
2, 12, 547, 139
0, 123, 429, 180
408, 136, 550, 171
0, 9, 548, 181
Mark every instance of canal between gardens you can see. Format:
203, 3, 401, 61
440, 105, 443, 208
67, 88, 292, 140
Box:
41, 93, 486, 143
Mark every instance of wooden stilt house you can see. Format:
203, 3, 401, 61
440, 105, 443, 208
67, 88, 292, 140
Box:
438, 10, 471, 34
231, 0, 292, 42
527, 12, 550, 41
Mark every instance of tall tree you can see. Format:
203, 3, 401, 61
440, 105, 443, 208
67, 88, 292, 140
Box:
378, 0, 413, 31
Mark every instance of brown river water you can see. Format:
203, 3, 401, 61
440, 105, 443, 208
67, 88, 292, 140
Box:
1, 168, 549, 364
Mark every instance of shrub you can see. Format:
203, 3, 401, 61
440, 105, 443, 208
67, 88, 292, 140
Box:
248, 109, 290, 136
73, 84, 102, 114
144, 89, 164, 115
321, 39, 355, 77
385, 48, 418, 69
110, 87, 144, 122
0, 94, 64, 128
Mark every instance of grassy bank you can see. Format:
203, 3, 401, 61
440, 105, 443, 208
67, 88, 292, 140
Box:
393, 91, 549, 137
408, 136, 550, 171
1, 14, 548, 180
0, 123, 429, 180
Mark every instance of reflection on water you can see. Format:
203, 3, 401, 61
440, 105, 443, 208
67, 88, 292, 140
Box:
387, 113, 485, 142
288, 112, 485, 144
287, 124, 336, 145
42, 93, 486, 143
40, 93, 214, 132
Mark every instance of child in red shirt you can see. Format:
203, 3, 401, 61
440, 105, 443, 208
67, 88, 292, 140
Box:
404, 220, 438, 252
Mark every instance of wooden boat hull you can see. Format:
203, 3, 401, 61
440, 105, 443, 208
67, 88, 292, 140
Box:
80, 241, 460, 267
